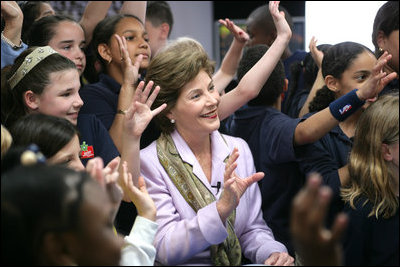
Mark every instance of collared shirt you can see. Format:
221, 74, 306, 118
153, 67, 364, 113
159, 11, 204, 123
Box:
140, 130, 287, 265
1, 39, 28, 69
79, 73, 121, 130
343, 196, 399, 266
295, 114, 353, 227
77, 114, 119, 166
79, 73, 160, 149
121, 216, 158, 266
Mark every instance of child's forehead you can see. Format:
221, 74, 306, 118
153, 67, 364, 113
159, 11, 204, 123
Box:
115, 16, 144, 30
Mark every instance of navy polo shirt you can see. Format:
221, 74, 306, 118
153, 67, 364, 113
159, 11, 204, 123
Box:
78, 73, 160, 150
79, 73, 121, 130
282, 50, 307, 113
77, 114, 119, 166
343, 196, 399, 266
295, 113, 353, 227
226, 105, 304, 257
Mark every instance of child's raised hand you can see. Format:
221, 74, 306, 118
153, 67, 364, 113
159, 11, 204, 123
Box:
114, 34, 143, 86
218, 18, 249, 44
86, 156, 124, 211
123, 81, 167, 137
309, 36, 324, 69
291, 173, 348, 266
120, 161, 157, 221
357, 51, 397, 101
269, 1, 292, 40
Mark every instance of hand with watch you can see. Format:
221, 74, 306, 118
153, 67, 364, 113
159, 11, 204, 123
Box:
1, 1, 24, 50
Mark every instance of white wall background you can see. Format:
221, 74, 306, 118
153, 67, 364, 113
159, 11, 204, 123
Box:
167, 1, 215, 59
305, 1, 387, 51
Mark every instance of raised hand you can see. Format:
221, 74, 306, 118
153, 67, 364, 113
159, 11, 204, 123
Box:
269, 1, 292, 41
123, 81, 167, 138
1, 1, 23, 47
291, 173, 348, 266
357, 51, 397, 101
216, 148, 264, 222
309, 36, 324, 69
218, 18, 249, 44
114, 33, 143, 86
1, 1, 22, 21
121, 161, 157, 221
86, 156, 124, 218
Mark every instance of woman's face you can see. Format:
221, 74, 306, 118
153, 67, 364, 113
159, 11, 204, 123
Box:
70, 181, 124, 266
169, 70, 220, 139
36, 69, 83, 125
47, 21, 87, 75
47, 134, 85, 171
334, 50, 377, 103
109, 17, 151, 70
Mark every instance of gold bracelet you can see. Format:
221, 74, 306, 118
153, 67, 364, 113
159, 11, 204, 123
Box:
117, 109, 126, 115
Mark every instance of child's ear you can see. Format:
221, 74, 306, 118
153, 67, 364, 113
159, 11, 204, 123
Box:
382, 143, 394, 162
23, 90, 40, 111
160, 22, 170, 40
281, 78, 289, 102
97, 43, 113, 64
325, 75, 340, 93
166, 110, 174, 121
376, 30, 386, 52
283, 78, 289, 92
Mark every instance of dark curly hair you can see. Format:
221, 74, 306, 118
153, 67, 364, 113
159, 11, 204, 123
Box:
309, 42, 372, 112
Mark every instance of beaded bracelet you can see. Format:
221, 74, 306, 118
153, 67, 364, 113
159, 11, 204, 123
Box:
1, 31, 23, 49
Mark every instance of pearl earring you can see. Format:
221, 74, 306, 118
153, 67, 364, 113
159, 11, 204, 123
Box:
171, 119, 175, 124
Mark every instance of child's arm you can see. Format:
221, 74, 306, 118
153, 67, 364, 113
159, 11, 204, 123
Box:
218, 1, 292, 120
298, 37, 325, 118
213, 19, 249, 95
79, 1, 112, 45
294, 50, 396, 146
119, 1, 147, 25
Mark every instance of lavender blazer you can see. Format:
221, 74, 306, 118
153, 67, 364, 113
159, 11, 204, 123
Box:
140, 130, 287, 265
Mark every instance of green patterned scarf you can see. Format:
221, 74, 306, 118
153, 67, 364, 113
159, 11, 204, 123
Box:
156, 132, 242, 266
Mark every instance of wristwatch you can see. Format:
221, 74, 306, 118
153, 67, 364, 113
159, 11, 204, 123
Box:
1, 31, 23, 50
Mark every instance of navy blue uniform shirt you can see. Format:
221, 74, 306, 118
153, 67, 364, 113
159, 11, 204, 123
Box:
295, 113, 353, 227
343, 196, 399, 266
226, 105, 304, 257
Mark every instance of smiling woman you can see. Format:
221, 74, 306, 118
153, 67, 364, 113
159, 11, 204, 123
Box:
136, 2, 296, 265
